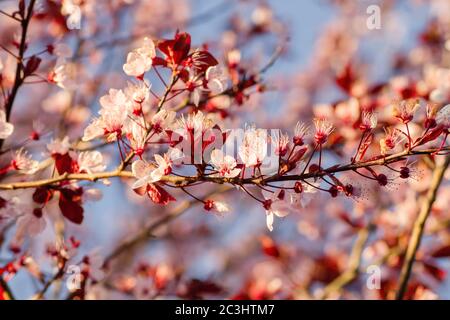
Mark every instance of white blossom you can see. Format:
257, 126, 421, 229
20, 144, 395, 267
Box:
78, 151, 106, 174
123, 38, 156, 77
209, 149, 241, 178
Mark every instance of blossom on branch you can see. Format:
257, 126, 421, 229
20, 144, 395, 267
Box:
123, 38, 156, 78
0, 109, 14, 139
209, 149, 241, 178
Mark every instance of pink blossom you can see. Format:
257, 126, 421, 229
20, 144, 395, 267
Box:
131, 149, 182, 189
204, 199, 230, 214
392, 99, 420, 123
360, 111, 378, 131
293, 122, 309, 146
124, 81, 150, 114
209, 149, 241, 178
262, 189, 290, 232
436, 104, 450, 129
47, 136, 71, 155
313, 118, 334, 145
151, 109, 176, 133
82, 89, 129, 142
238, 126, 267, 167
272, 132, 290, 156
12, 148, 40, 175
205, 66, 228, 94
380, 128, 404, 155
126, 121, 148, 155
77, 151, 106, 174
123, 37, 156, 77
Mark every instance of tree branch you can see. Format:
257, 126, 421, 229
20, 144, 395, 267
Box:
0, 0, 36, 151
0, 277, 15, 300
320, 224, 372, 299
0, 147, 447, 190
395, 155, 450, 300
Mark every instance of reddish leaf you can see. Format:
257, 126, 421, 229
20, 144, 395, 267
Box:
431, 245, 450, 258
151, 56, 167, 67
147, 184, 176, 205
53, 153, 76, 175
337, 212, 363, 229
311, 256, 341, 283
191, 50, 218, 73
24, 56, 42, 76
33, 187, 53, 204
423, 261, 446, 282
260, 236, 280, 258
58, 189, 84, 224
335, 63, 356, 94
157, 32, 191, 66
178, 68, 190, 83
133, 185, 148, 196
178, 279, 223, 299
289, 147, 307, 164
368, 82, 386, 95
418, 127, 444, 145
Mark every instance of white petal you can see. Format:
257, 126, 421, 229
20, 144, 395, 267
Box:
266, 211, 274, 232
0, 122, 14, 139
150, 167, 164, 182
210, 149, 223, 167
132, 176, 151, 189
131, 160, 149, 178
82, 120, 103, 141
224, 154, 237, 169
227, 168, 241, 178
154, 154, 165, 166
192, 89, 200, 107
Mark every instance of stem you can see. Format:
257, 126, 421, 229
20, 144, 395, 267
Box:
353, 130, 366, 163
0, 277, 15, 300
395, 155, 450, 300
0, 0, 36, 151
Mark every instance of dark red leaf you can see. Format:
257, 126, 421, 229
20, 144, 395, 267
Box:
58, 188, 84, 224
157, 32, 191, 66
289, 147, 307, 164
151, 56, 167, 67
178, 68, 190, 83
24, 56, 42, 77
178, 279, 223, 299
423, 261, 446, 282
53, 153, 76, 175
431, 245, 450, 258
337, 212, 363, 229
33, 187, 53, 204
260, 236, 280, 258
418, 127, 444, 145
147, 184, 176, 205
311, 256, 341, 283
191, 50, 218, 73
335, 63, 356, 94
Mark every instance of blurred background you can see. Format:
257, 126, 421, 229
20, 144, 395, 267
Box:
1, 0, 449, 299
